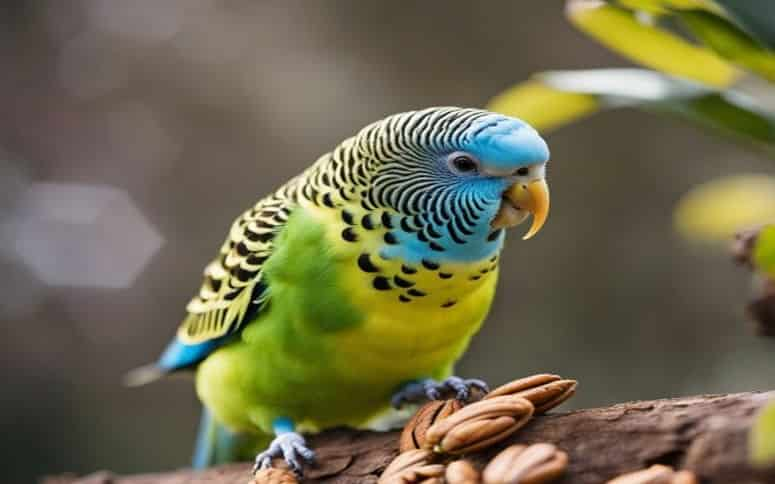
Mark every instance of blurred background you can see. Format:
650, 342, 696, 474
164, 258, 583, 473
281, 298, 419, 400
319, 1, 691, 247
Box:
1, 1, 773, 482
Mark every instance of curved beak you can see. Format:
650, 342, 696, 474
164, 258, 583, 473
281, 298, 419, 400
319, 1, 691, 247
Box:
492, 178, 550, 240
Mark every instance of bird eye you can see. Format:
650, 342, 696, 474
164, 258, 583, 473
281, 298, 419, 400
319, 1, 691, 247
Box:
516, 167, 529, 176
450, 155, 478, 174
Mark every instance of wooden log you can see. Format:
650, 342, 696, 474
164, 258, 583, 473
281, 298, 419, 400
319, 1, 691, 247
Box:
45, 391, 775, 484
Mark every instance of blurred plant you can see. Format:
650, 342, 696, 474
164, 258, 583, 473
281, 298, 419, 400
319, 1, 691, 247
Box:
731, 225, 775, 469
754, 225, 775, 277
487, 0, 775, 242
733, 225, 775, 337
751, 399, 775, 470
675, 175, 775, 242
487, 0, 775, 469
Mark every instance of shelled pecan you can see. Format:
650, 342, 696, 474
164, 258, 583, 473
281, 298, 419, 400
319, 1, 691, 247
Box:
482, 443, 567, 484
378, 449, 446, 484
485, 374, 577, 414
251, 467, 298, 484
423, 396, 535, 454
400, 399, 464, 452
446, 459, 482, 484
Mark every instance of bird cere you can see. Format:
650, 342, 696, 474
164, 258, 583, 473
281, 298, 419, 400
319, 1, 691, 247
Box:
128, 107, 556, 477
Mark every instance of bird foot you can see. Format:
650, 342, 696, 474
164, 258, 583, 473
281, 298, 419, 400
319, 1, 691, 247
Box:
391, 376, 489, 408
252, 431, 315, 476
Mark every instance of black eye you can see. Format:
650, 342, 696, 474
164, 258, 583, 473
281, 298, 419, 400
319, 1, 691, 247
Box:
516, 167, 529, 176
451, 156, 477, 174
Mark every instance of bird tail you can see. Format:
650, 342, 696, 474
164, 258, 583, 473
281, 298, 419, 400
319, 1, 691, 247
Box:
193, 407, 241, 469
122, 364, 167, 387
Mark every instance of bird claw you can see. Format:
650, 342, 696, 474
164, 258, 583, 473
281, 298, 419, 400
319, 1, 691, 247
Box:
391, 376, 489, 408
252, 431, 315, 476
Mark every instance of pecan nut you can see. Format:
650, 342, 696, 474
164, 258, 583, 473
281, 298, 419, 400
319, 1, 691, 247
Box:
485, 374, 577, 414
251, 467, 298, 484
671, 471, 699, 484
606, 465, 698, 484
446, 459, 482, 484
482, 443, 568, 484
424, 396, 535, 454
379, 464, 446, 484
379, 449, 446, 484
400, 399, 464, 452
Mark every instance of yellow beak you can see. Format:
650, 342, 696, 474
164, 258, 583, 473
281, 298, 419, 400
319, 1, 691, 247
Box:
495, 178, 550, 240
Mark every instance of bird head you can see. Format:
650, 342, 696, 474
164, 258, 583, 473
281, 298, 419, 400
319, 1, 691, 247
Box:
355, 108, 549, 258
447, 111, 550, 241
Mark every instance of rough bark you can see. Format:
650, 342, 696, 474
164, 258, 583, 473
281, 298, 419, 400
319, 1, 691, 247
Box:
45, 391, 775, 484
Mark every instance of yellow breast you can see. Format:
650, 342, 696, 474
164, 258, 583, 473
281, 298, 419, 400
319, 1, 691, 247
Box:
299, 197, 500, 383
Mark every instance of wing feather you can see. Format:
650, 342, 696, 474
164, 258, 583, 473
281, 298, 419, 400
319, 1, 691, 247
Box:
175, 184, 297, 345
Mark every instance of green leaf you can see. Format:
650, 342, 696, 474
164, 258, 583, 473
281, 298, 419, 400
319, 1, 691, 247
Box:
753, 225, 775, 277
714, 0, 775, 50
490, 68, 775, 152
539, 68, 775, 149
566, 0, 739, 87
489, 68, 705, 133
486, 80, 600, 133
751, 400, 775, 468
615, 0, 671, 15
673, 175, 775, 242
653, 90, 775, 148
678, 9, 775, 82
539, 68, 713, 104
615, 0, 726, 16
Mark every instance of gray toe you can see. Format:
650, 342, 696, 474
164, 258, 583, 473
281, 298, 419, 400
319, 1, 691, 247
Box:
466, 378, 490, 393
253, 432, 314, 475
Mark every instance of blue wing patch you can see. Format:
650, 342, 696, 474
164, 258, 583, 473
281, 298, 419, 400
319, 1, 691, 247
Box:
158, 337, 228, 371
123, 336, 234, 387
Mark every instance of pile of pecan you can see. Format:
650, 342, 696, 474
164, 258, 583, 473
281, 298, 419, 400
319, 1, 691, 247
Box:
253, 374, 700, 483
379, 374, 699, 484
379, 374, 574, 484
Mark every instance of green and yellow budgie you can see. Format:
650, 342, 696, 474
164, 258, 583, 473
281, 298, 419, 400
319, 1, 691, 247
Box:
127, 107, 551, 474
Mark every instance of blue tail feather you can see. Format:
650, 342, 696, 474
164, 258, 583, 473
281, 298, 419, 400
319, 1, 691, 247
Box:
159, 338, 223, 372
192, 407, 239, 469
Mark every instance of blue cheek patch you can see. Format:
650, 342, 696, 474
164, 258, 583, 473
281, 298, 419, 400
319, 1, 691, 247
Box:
380, 225, 504, 264
379, 190, 506, 264
462, 115, 549, 170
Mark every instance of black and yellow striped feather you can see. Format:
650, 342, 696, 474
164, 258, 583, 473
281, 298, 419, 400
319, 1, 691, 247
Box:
175, 108, 497, 344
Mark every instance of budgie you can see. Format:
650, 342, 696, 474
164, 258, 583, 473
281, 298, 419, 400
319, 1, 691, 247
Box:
127, 107, 550, 475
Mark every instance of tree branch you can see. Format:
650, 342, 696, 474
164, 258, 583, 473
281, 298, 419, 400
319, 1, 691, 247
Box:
45, 391, 775, 484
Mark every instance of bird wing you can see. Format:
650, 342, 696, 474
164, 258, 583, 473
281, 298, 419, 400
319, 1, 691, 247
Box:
176, 193, 293, 346
136, 181, 301, 378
